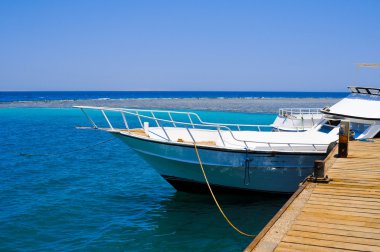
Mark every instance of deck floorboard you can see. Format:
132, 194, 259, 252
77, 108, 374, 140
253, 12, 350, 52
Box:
245, 140, 380, 252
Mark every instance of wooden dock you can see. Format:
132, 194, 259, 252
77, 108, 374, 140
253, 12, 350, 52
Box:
245, 140, 380, 252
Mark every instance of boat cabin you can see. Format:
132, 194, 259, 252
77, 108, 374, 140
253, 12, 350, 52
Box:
320, 87, 380, 139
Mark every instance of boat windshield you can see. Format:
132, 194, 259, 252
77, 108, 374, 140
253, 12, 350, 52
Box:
351, 122, 371, 138
318, 120, 340, 133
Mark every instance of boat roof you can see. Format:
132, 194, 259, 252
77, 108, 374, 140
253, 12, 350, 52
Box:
322, 86, 380, 120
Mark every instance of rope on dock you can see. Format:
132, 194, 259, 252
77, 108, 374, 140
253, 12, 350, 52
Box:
19, 138, 115, 157
193, 143, 256, 238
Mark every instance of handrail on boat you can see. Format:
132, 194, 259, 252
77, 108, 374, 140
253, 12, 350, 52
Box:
279, 108, 321, 117
75, 106, 277, 131
74, 106, 331, 152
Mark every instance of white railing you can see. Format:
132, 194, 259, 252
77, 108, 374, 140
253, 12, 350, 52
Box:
279, 108, 321, 117
76, 106, 275, 132
75, 106, 330, 152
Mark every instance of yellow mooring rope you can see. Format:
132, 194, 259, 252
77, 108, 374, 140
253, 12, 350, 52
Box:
193, 143, 256, 238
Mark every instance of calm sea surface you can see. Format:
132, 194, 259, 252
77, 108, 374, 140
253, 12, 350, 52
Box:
1, 108, 289, 251
0, 91, 345, 251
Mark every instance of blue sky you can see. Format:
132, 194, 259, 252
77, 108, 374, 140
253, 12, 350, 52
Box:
0, 0, 379, 91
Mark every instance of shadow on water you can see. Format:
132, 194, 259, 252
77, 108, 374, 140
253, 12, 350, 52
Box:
130, 191, 289, 251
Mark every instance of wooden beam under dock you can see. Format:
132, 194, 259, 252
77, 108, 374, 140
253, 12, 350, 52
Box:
245, 140, 380, 252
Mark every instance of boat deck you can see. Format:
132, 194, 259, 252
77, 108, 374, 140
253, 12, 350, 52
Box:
245, 140, 380, 252
115, 127, 335, 153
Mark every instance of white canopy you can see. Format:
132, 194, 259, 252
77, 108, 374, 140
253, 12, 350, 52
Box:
323, 92, 380, 120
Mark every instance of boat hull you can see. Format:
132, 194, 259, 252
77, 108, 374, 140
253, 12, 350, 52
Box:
114, 133, 326, 194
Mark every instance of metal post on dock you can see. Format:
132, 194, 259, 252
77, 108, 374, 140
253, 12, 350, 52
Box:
310, 159, 330, 183
338, 120, 350, 158
313, 160, 325, 180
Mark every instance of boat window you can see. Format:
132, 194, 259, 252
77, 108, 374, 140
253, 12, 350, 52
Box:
350, 123, 371, 138
319, 120, 340, 133
327, 120, 340, 126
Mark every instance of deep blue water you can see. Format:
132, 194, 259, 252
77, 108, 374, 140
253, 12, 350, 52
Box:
0, 91, 347, 102
0, 108, 287, 251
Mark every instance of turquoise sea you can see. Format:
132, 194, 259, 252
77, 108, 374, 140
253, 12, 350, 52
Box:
0, 108, 288, 251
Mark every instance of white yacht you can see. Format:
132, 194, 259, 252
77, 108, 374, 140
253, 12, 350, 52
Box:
271, 108, 323, 131
321, 87, 380, 139
75, 86, 380, 194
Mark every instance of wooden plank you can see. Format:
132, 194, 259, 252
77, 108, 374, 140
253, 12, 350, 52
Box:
329, 167, 380, 172
331, 177, 380, 183
309, 194, 380, 203
317, 182, 380, 190
311, 192, 380, 205
282, 235, 380, 251
333, 174, 379, 180
316, 185, 380, 191
310, 195, 380, 205
293, 220, 380, 234
302, 207, 380, 221
329, 173, 380, 177
333, 163, 380, 167
326, 178, 380, 184
291, 224, 380, 240
307, 199, 380, 209
315, 184, 380, 192
333, 160, 380, 164
311, 191, 380, 200
314, 187, 380, 196
330, 163, 380, 168
275, 242, 350, 252
297, 212, 380, 229
309, 195, 380, 209
286, 230, 380, 247
305, 203, 380, 214
321, 179, 380, 185
334, 160, 379, 163
327, 173, 380, 180
327, 174, 380, 180
311, 190, 380, 197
